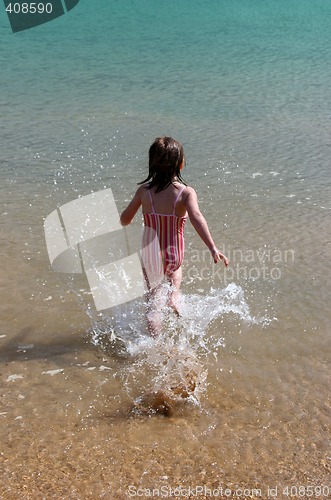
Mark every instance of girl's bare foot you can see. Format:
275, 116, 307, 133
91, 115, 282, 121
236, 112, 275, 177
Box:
168, 301, 180, 317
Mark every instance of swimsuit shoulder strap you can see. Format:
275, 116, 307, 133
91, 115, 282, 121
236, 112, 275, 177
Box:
148, 189, 155, 213
173, 185, 186, 215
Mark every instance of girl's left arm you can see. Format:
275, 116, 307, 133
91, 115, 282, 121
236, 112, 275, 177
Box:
120, 186, 143, 226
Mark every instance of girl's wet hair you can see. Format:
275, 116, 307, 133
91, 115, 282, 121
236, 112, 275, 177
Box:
138, 137, 187, 192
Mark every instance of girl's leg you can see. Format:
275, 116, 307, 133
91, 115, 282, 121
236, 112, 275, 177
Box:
146, 284, 164, 337
144, 267, 183, 336
167, 267, 182, 315
143, 266, 166, 337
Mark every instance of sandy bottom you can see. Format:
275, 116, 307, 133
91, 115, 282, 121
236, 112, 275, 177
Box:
0, 224, 330, 499
0, 325, 329, 500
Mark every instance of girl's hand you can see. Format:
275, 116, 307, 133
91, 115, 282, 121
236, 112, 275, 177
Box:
211, 247, 229, 267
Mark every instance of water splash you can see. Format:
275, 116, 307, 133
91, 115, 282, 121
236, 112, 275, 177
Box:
87, 282, 272, 415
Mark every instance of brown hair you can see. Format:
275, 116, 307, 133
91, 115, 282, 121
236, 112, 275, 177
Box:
138, 137, 187, 193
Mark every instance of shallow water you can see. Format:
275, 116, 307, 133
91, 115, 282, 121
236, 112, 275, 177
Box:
1, 0, 331, 498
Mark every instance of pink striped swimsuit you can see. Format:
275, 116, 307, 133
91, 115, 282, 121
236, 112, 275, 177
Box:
142, 186, 187, 277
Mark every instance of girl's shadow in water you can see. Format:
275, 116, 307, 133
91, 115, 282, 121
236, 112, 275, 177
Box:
0, 325, 95, 365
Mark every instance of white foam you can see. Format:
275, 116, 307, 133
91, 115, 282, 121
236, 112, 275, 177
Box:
42, 369, 64, 376
6, 374, 24, 382
17, 344, 34, 351
99, 365, 112, 371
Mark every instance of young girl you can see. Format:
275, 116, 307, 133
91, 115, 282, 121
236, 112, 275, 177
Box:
120, 137, 228, 335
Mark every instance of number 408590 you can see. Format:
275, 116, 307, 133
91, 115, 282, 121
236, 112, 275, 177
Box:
6, 3, 53, 14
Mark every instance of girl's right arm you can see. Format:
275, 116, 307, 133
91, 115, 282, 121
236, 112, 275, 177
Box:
120, 186, 144, 226
185, 187, 229, 266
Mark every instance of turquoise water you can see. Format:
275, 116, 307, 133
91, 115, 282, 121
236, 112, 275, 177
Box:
1, 0, 331, 214
1, 1, 330, 497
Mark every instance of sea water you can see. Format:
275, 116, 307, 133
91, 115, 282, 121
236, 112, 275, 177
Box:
0, 0, 330, 498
